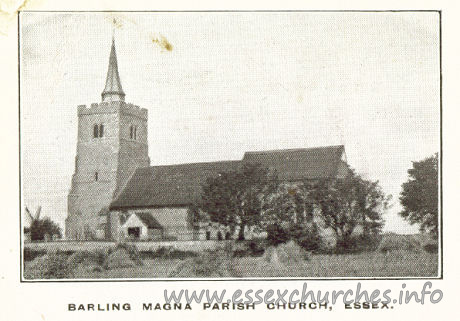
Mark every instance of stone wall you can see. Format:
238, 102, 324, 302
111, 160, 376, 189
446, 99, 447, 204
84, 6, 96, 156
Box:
66, 101, 149, 240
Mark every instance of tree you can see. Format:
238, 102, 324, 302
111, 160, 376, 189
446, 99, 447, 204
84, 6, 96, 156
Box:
262, 183, 309, 228
199, 163, 278, 240
399, 153, 439, 237
30, 217, 62, 241
309, 168, 389, 251
186, 204, 202, 229
263, 183, 322, 250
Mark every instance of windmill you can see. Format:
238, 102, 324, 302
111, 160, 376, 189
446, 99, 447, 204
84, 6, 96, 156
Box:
25, 206, 41, 227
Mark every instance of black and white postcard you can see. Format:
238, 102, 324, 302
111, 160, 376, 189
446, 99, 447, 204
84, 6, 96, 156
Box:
1, 2, 458, 321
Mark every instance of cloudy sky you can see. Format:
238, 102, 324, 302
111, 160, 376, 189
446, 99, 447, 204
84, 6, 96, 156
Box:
20, 12, 440, 233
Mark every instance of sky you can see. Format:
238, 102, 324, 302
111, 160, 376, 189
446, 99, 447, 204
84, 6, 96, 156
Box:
20, 12, 440, 233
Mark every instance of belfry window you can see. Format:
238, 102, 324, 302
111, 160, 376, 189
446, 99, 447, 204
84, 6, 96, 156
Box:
129, 125, 138, 140
95, 172, 98, 181
93, 124, 104, 138
93, 124, 99, 138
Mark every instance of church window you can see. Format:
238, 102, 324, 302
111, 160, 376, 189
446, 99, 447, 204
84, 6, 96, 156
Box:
93, 124, 99, 138
95, 172, 98, 181
93, 124, 104, 138
130, 125, 138, 140
99, 124, 104, 137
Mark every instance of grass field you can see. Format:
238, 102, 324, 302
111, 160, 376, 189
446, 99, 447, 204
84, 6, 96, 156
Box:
23, 233, 439, 279
63, 250, 436, 279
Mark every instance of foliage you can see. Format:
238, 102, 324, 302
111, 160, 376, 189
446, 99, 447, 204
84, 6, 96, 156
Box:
334, 233, 383, 254
185, 204, 202, 229
262, 184, 313, 228
140, 247, 197, 260
266, 224, 290, 246
67, 250, 107, 267
275, 240, 311, 263
23, 248, 46, 262
24, 251, 74, 279
377, 233, 422, 253
199, 163, 278, 240
30, 217, 62, 241
309, 168, 389, 251
262, 183, 322, 250
168, 249, 233, 277
105, 248, 136, 269
423, 243, 438, 254
399, 153, 439, 237
233, 240, 266, 257
108, 243, 143, 266
290, 223, 323, 253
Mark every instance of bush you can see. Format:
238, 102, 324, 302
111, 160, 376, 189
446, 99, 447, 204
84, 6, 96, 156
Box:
30, 217, 61, 241
290, 223, 322, 253
335, 233, 383, 254
233, 240, 265, 257
108, 243, 143, 266
266, 222, 324, 253
168, 249, 232, 277
192, 251, 227, 277
277, 240, 311, 263
141, 247, 197, 260
266, 224, 290, 246
24, 251, 73, 279
423, 243, 438, 254
67, 250, 107, 267
105, 248, 136, 269
378, 233, 421, 253
23, 248, 46, 262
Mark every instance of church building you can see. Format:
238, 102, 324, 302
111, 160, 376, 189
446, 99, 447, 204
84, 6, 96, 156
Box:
65, 38, 349, 241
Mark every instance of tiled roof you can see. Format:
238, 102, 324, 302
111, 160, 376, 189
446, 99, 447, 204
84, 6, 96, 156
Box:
135, 213, 164, 229
110, 161, 241, 209
110, 145, 345, 210
243, 145, 345, 181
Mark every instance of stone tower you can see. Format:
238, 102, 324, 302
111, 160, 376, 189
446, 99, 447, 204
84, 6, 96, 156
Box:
65, 38, 150, 240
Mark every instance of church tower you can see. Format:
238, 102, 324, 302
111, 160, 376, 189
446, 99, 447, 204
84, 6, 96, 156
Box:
65, 38, 150, 240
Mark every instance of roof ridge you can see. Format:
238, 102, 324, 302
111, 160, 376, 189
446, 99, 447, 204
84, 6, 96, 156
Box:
244, 145, 344, 155
139, 160, 242, 170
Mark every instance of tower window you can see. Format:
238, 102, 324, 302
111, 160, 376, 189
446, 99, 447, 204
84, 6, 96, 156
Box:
95, 172, 98, 181
129, 125, 138, 140
93, 124, 99, 138
93, 124, 104, 138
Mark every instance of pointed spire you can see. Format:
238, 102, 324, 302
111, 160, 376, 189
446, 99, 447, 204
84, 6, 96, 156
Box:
101, 36, 125, 102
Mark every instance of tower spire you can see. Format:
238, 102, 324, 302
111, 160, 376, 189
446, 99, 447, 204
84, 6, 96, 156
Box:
101, 36, 125, 102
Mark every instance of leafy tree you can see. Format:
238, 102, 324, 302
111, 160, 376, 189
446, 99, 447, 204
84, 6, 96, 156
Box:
399, 153, 439, 237
262, 183, 321, 249
30, 217, 62, 241
199, 163, 278, 240
262, 183, 310, 228
309, 168, 389, 251
186, 204, 201, 229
